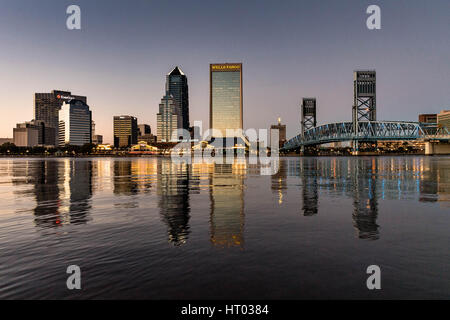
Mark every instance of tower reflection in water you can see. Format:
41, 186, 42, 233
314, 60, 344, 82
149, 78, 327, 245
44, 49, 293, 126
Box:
157, 160, 197, 246
7, 156, 448, 242
11, 159, 92, 227
294, 157, 378, 239
271, 159, 287, 205
66, 160, 92, 225
300, 159, 319, 216
209, 160, 246, 248
32, 160, 62, 227
351, 159, 379, 240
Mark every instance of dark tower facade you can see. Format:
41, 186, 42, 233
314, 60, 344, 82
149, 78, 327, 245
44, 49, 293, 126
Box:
301, 98, 317, 136
113, 115, 138, 148
352, 70, 376, 123
166, 66, 189, 131
352, 70, 376, 152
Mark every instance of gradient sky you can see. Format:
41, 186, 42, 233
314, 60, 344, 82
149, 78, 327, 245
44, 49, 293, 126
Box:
0, 0, 449, 143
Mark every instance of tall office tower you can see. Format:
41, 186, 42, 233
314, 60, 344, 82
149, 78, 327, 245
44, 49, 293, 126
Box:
210, 63, 243, 137
113, 115, 138, 148
270, 117, 287, 148
352, 70, 376, 123
301, 98, 317, 136
58, 100, 92, 147
157, 93, 178, 142
166, 66, 189, 131
34, 90, 87, 145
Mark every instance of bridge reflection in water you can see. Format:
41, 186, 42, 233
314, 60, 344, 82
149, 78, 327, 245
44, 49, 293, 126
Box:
7, 156, 450, 244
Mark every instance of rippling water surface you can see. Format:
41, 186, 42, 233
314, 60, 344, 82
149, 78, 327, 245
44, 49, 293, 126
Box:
0, 156, 449, 299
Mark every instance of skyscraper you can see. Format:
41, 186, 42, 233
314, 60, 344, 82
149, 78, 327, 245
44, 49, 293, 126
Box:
157, 93, 178, 142
34, 90, 87, 146
58, 100, 92, 146
166, 66, 189, 131
113, 115, 138, 148
210, 63, 243, 137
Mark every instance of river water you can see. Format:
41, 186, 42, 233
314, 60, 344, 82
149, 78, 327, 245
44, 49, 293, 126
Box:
0, 156, 449, 299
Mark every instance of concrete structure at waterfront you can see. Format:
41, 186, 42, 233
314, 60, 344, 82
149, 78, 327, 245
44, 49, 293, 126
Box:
210, 63, 243, 137
58, 100, 92, 146
157, 94, 178, 142
34, 90, 87, 146
113, 115, 138, 148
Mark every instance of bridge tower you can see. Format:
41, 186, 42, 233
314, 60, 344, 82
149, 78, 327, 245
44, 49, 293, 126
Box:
301, 98, 317, 135
301, 98, 317, 154
352, 70, 376, 152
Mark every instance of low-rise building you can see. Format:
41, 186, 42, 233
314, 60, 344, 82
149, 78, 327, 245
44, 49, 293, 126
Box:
419, 114, 437, 124
93, 134, 103, 145
13, 122, 39, 147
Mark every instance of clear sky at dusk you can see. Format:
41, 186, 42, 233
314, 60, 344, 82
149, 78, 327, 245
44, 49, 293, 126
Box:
0, 0, 449, 143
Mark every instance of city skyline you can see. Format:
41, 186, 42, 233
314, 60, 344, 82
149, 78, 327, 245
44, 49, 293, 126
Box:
1, 0, 450, 144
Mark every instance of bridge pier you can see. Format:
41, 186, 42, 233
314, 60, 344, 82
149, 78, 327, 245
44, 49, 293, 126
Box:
425, 142, 450, 155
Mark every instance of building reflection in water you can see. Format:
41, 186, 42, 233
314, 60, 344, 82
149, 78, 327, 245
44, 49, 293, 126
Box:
209, 160, 246, 248
301, 158, 319, 216
351, 159, 379, 240
157, 160, 196, 246
32, 160, 62, 228
7, 156, 448, 237
271, 159, 287, 205
113, 160, 139, 197
12, 159, 93, 228
65, 159, 92, 225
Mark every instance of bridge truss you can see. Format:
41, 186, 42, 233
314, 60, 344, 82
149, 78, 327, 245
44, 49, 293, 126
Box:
283, 121, 450, 151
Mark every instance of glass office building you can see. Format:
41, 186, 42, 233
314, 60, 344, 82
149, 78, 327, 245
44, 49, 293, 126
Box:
210, 63, 243, 137
157, 93, 178, 142
58, 100, 92, 147
166, 66, 189, 131
35, 90, 87, 146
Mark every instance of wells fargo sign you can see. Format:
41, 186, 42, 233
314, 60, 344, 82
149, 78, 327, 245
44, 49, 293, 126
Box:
211, 64, 241, 71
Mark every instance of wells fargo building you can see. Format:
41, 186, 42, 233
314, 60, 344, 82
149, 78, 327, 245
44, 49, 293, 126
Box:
210, 63, 243, 136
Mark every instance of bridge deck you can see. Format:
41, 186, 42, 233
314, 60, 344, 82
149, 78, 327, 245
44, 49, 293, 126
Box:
283, 121, 449, 150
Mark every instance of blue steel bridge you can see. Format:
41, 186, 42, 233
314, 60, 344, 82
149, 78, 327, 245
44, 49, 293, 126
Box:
282, 121, 450, 151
